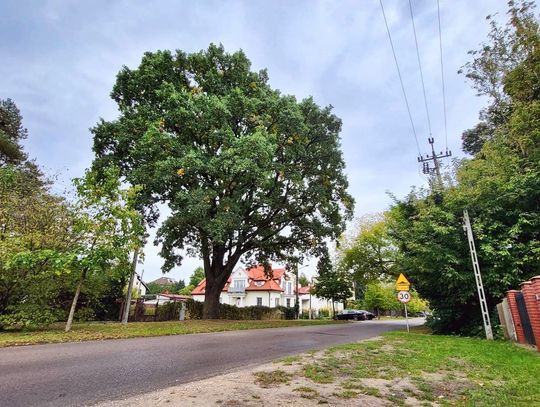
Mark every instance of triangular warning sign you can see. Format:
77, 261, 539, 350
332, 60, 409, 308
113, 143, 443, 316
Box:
395, 273, 410, 291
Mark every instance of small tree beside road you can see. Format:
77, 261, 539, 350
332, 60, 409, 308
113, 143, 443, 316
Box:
312, 269, 352, 316
64, 168, 144, 332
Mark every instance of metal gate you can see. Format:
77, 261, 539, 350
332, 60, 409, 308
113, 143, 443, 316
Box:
516, 292, 536, 345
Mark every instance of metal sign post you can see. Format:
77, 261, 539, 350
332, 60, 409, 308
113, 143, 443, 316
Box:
404, 304, 410, 333
463, 210, 493, 340
398, 290, 411, 333
396, 272, 412, 333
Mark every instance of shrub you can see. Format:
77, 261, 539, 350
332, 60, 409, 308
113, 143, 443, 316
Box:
318, 307, 330, 318
74, 307, 96, 322
0, 304, 64, 330
156, 301, 181, 321
277, 306, 295, 320
185, 298, 203, 319
184, 299, 283, 320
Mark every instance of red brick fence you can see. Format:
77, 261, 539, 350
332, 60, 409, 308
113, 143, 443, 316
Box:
498, 275, 540, 351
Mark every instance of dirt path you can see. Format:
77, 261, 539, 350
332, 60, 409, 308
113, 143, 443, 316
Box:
96, 358, 388, 407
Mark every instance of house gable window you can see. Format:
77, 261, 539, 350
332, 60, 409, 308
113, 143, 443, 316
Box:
233, 279, 245, 288
257, 297, 262, 306
286, 282, 292, 295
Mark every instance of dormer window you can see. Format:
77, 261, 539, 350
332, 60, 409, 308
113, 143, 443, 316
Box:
233, 279, 245, 288
255, 281, 263, 287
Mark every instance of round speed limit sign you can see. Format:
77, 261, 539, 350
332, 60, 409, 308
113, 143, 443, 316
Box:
397, 291, 411, 303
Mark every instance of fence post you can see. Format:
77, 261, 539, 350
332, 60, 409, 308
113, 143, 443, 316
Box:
521, 280, 538, 347
154, 297, 160, 322
529, 276, 540, 352
506, 290, 527, 344
179, 301, 185, 321
501, 298, 517, 341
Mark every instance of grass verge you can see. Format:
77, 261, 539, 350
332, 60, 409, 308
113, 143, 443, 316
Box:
0, 319, 342, 348
256, 329, 540, 406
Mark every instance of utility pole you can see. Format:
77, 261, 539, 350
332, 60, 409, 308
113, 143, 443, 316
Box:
294, 264, 300, 320
122, 249, 139, 325
463, 210, 493, 340
417, 137, 451, 186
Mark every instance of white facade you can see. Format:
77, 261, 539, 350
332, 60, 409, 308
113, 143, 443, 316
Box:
192, 266, 297, 308
299, 291, 344, 316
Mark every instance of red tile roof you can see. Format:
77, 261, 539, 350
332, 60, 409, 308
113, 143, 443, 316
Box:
297, 285, 314, 295
246, 278, 283, 292
191, 265, 288, 295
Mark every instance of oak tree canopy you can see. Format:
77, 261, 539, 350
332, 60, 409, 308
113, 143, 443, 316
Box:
92, 44, 354, 318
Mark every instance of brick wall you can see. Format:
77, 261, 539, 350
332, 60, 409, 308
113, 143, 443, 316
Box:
506, 276, 540, 352
524, 277, 540, 351
506, 290, 527, 344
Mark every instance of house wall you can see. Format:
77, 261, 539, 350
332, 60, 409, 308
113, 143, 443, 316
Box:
192, 291, 297, 308
299, 294, 344, 314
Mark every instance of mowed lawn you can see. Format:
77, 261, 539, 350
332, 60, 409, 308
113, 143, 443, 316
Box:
259, 328, 540, 406
0, 319, 343, 348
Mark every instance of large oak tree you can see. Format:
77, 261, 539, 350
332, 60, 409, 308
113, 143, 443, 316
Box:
92, 45, 354, 318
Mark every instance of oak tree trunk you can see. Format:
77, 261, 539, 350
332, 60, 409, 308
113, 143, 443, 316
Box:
203, 277, 222, 319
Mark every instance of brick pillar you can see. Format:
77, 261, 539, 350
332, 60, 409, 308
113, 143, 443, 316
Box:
524, 277, 540, 351
506, 290, 527, 344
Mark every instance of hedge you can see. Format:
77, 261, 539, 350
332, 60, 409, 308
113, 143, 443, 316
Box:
184, 299, 283, 320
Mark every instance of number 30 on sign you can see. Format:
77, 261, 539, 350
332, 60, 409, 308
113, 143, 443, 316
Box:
398, 291, 411, 303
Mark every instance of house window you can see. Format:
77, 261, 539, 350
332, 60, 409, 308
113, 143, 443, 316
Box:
286, 298, 291, 307
257, 297, 263, 306
234, 279, 245, 288
275, 298, 279, 307
286, 282, 292, 295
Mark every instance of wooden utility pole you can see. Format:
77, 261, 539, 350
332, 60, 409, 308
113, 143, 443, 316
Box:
463, 210, 493, 340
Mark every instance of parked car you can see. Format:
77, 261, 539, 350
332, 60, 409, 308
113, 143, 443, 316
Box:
334, 309, 367, 321
358, 310, 375, 320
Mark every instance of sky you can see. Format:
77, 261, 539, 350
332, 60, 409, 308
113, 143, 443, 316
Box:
1, 0, 508, 284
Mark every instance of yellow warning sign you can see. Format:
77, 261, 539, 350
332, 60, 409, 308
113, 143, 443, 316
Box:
395, 273, 410, 291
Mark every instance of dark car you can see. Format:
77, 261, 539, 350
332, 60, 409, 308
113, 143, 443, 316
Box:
358, 310, 375, 320
334, 309, 367, 321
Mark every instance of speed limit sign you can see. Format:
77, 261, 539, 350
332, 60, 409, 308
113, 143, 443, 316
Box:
397, 291, 411, 303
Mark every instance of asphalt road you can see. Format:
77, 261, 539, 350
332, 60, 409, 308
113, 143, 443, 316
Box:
0, 318, 423, 407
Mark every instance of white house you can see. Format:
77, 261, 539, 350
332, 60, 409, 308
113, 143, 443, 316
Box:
192, 265, 345, 316
298, 285, 344, 317
191, 265, 297, 308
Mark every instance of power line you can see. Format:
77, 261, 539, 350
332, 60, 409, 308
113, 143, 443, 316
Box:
408, 0, 433, 139
379, 0, 421, 156
437, 0, 449, 150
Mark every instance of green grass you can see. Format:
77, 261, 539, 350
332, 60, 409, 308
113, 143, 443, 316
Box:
302, 363, 336, 383
276, 355, 303, 365
253, 369, 292, 387
305, 331, 540, 406
0, 319, 343, 347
